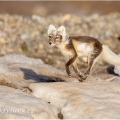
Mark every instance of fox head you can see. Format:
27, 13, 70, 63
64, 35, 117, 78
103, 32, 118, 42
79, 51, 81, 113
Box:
47, 25, 66, 46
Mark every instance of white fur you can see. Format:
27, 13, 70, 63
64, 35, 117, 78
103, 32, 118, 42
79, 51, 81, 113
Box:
47, 24, 56, 35
77, 43, 93, 57
48, 25, 67, 40
114, 54, 120, 76
57, 26, 66, 40
57, 42, 73, 57
60, 49, 73, 57
114, 66, 120, 76
101, 45, 120, 66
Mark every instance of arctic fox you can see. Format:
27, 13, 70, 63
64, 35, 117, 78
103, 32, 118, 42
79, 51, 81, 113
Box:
47, 24, 120, 81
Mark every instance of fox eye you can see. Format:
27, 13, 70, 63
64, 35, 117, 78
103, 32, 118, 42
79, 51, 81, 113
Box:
57, 35, 62, 39
49, 35, 52, 38
56, 36, 60, 39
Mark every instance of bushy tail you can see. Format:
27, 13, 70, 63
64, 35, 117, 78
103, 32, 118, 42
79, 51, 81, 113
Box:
101, 45, 120, 66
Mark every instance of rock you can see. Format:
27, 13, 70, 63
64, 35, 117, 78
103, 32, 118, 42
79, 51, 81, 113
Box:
0, 54, 78, 91
0, 54, 120, 119
0, 85, 58, 119
29, 81, 120, 119
21, 33, 30, 40
0, 38, 6, 44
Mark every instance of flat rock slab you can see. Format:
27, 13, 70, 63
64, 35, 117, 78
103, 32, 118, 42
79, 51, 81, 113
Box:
0, 54, 78, 91
29, 81, 120, 119
0, 85, 58, 119
0, 54, 120, 119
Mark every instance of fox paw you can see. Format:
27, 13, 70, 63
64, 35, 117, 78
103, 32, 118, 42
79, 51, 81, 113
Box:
81, 72, 90, 80
78, 78, 83, 82
68, 74, 72, 77
81, 76, 87, 80
84, 72, 90, 76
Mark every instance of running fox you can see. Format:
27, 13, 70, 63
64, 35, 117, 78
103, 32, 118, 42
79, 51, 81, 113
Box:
47, 24, 120, 81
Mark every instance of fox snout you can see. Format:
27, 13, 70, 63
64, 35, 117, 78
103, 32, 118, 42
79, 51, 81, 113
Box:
48, 34, 62, 46
48, 38, 54, 45
49, 42, 52, 45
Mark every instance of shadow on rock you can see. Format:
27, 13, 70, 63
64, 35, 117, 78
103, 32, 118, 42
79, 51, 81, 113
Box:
20, 68, 65, 82
107, 66, 119, 76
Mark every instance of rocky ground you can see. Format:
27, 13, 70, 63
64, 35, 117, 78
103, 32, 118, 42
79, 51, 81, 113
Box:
0, 54, 120, 119
0, 85, 58, 119
0, 13, 120, 69
30, 81, 120, 119
0, 12, 120, 119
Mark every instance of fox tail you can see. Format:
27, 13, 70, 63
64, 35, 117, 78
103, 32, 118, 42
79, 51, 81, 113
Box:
101, 45, 120, 66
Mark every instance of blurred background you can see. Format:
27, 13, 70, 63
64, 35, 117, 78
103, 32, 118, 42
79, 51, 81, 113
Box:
0, 1, 120, 69
0, 1, 120, 16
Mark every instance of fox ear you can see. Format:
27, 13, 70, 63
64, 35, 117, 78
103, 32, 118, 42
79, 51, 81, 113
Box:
48, 24, 56, 35
57, 26, 66, 39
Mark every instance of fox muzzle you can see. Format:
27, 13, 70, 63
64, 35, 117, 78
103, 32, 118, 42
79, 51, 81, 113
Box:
49, 42, 52, 45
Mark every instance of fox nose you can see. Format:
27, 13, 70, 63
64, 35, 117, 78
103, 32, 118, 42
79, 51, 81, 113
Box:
49, 42, 52, 45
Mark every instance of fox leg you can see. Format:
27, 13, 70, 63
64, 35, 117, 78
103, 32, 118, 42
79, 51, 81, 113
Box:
81, 56, 96, 80
82, 50, 101, 80
72, 62, 84, 82
72, 61, 84, 79
66, 54, 77, 77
